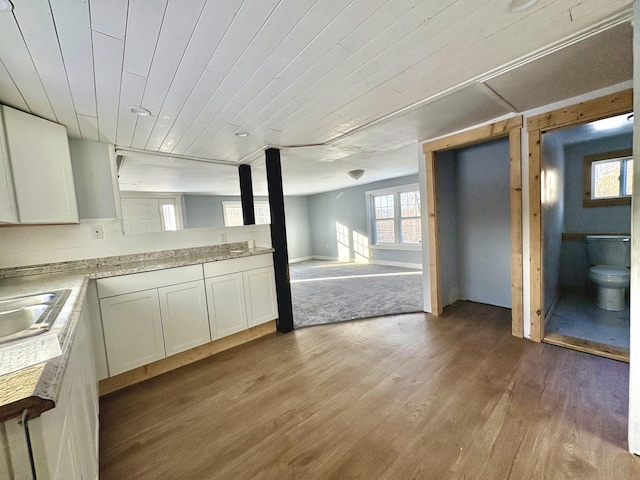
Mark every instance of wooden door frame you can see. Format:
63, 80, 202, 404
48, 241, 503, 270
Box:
527, 89, 633, 342
422, 117, 524, 337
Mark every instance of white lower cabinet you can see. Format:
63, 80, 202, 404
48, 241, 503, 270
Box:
100, 289, 165, 376
159, 280, 210, 356
243, 266, 278, 327
95, 255, 278, 377
206, 272, 248, 339
204, 255, 278, 338
97, 265, 210, 376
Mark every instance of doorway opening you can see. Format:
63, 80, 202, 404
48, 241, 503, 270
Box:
423, 117, 524, 336
527, 89, 632, 361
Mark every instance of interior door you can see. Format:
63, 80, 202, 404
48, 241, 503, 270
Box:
121, 197, 161, 234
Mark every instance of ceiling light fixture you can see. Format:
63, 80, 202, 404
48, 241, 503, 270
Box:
128, 106, 151, 116
0, 0, 13, 12
508, 0, 538, 12
348, 169, 364, 180
235, 131, 249, 137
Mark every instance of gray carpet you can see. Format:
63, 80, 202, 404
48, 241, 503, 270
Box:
290, 260, 424, 328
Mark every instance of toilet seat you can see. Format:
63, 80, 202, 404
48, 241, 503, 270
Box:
589, 265, 630, 278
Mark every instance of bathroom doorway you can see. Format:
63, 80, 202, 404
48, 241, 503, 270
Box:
528, 89, 633, 360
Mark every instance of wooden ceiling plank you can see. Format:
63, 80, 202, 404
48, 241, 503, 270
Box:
159, 0, 283, 154
185, 0, 429, 156
0, 14, 56, 121
122, 0, 168, 78
129, 0, 208, 149
93, 31, 124, 144
165, 0, 314, 156
90, 0, 128, 39
0, 60, 30, 112
116, 72, 147, 147
142, 0, 243, 151
49, 0, 97, 117
184, 0, 364, 157
14, 0, 81, 137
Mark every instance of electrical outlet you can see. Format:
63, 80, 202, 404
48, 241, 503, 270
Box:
219, 232, 227, 243
91, 224, 104, 239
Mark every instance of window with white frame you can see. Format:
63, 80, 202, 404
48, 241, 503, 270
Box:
222, 201, 271, 227
583, 149, 633, 207
366, 185, 421, 247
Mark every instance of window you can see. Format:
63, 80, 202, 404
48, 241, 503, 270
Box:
222, 201, 271, 227
366, 185, 421, 247
583, 149, 633, 207
120, 195, 183, 235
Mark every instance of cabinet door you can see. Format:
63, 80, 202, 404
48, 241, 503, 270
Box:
0, 110, 17, 223
205, 273, 248, 339
243, 267, 278, 327
2, 106, 78, 224
100, 289, 165, 375
158, 280, 211, 356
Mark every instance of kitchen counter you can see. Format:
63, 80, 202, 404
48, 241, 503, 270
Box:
0, 243, 274, 422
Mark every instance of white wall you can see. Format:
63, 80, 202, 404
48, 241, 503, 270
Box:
183, 194, 312, 262
455, 138, 512, 308
436, 150, 459, 307
628, 0, 639, 455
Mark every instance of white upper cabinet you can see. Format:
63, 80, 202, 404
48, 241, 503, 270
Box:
1, 105, 79, 224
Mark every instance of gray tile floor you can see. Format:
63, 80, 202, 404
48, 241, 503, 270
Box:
545, 289, 630, 349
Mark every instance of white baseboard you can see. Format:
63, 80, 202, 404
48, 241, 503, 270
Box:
289, 256, 313, 264
311, 255, 340, 262
307, 256, 422, 270
371, 259, 423, 270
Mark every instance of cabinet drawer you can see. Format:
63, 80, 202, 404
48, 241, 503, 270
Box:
97, 264, 203, 298
203, 254, 273, 278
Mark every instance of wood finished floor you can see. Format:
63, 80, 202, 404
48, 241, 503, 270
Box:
99, 301, 640, 479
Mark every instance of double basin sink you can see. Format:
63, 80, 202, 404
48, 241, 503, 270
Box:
0, 289, 70, 344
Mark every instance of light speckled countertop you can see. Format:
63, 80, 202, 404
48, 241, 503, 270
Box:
0, 244, 274, 422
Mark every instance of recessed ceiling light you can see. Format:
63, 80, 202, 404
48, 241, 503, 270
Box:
235, 131, 249, 137
128, 106, 151, 116
508, 0, 538, 12
0, 0, 14, 12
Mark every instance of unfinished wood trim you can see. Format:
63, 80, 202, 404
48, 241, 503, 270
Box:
582, 148, 633, 208
425, 150, 442, 315
561, 232, 631, 241
509, 127, 524, 338
528, 129, 543, 342
423, 116, 523, 330
422, 116, 523, 153
528, 91, 633, 344
527, 89, 633, 132
543, 333, 629, 363
99, 320, 277, 396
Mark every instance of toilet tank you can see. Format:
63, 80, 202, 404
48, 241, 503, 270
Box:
586, 235, 631, 267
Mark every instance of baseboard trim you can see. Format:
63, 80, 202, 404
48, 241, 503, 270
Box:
371, 260, 423, 269
289, 256, 313, 264
99, 320, 277, 396
308, 256, 423, 270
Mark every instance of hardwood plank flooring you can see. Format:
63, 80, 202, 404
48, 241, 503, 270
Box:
99, 301, 640, 479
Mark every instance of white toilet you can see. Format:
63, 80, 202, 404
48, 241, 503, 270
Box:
586, 235, 631, 311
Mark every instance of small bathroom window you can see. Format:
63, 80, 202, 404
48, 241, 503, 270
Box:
583, 148, 633, 207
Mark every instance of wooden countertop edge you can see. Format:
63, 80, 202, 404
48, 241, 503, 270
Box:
0, 396, 55, 423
